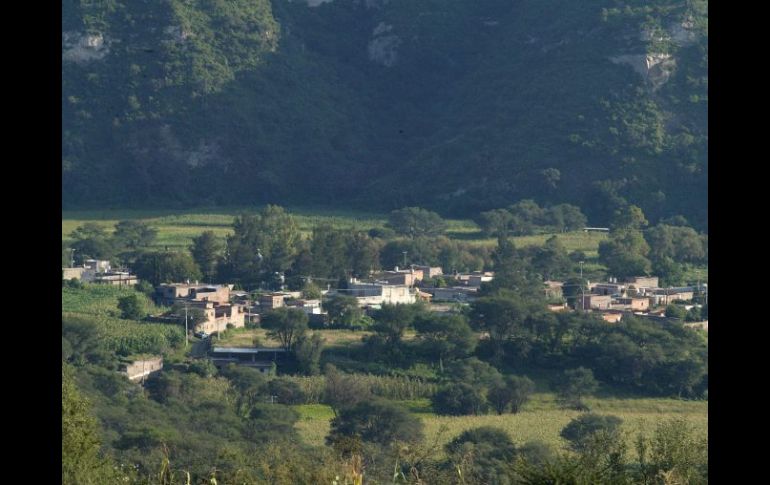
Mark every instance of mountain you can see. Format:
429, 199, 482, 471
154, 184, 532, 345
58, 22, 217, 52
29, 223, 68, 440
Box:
62, 0, 707, 229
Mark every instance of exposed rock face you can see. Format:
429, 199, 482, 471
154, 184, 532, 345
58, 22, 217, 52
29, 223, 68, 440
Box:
368, 22, 401, 67
609, 53, 676, 91
62, 32, 110, 63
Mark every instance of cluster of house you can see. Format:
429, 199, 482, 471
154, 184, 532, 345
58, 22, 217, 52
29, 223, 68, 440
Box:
111, 265, 706, 381
62, 259, 139, 286
545, 276, 707, 324
330, 266, 495, 307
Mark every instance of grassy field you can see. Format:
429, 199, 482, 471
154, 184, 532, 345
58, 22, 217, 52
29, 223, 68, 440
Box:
293, 395, 707, 455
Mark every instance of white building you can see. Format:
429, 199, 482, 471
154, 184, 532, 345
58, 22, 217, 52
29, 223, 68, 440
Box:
342, 281, 417, 306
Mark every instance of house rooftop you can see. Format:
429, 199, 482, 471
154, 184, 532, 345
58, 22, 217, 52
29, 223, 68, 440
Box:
211, 347, 287, 354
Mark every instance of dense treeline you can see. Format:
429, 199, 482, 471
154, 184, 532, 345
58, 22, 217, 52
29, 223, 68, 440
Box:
65, 204, 707, 294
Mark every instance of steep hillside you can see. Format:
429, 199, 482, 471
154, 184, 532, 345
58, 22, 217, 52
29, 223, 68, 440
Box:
62, 0, 707, 229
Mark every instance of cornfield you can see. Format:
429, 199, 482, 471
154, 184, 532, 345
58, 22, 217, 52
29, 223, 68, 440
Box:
285, 374, 438, 404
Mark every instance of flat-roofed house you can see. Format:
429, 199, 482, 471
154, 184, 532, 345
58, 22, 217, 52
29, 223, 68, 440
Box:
259, 293, 286, 311
344, 281, 417, 306
209, 347, 286, 373
581, 294, 613, 310
613, 297, 650, 311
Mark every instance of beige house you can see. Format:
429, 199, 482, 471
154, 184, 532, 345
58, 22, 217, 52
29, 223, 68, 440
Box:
157, 283, 232, 306
414, 265, 443, 279
613, 297, 650, 311
187, 301, 246, 334
62, 267, 93, 281
581, 294, 613, 310
155, 282, 244, 333
259, 293, 285, 310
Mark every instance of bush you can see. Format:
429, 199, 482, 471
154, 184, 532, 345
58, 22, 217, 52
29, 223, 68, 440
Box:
432, 383, 487, 416
368, 227, 396, 240
135, 280, 155, 296
268, 378, 307, 405
518, 440, 555, 467
188, 359, 217, 378
327, 399, 424, 449
556, 367, 598, 409
117, 294, 148, 320
560, 414, 623, 453
487, 375, 535, 414
445, 427, 517, 484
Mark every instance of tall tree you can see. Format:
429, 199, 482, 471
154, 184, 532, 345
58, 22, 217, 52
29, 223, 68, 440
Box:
484, 236, 544, 299
295, 332, 325, 376
70, 223, 116, 261
387, 207, 447, 238
190, 230, 224, 282
531, 236, 572, 280
133, 251, 202, 286
262, 307, 309, 351
309, 224, 351, 281
470, 293, 538, 362
611, 204, 649, 231
414, 314, 477, 370
349, 232, 381, 278
548, 204, 588, 232
476, 208, 514, 238
598, 229, 652, 279
372, 303, 423, 348
324, 294, 365, 328
221, 206, 301, 288
112, 220, 158, 251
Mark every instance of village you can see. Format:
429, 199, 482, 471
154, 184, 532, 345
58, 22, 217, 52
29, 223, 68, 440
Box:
63, 257, 708, 382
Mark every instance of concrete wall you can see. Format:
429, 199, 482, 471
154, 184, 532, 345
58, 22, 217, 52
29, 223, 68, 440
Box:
123, 357, 163, 381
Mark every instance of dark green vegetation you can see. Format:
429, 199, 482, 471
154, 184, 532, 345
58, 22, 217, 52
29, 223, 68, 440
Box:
62, 0, 707, 230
